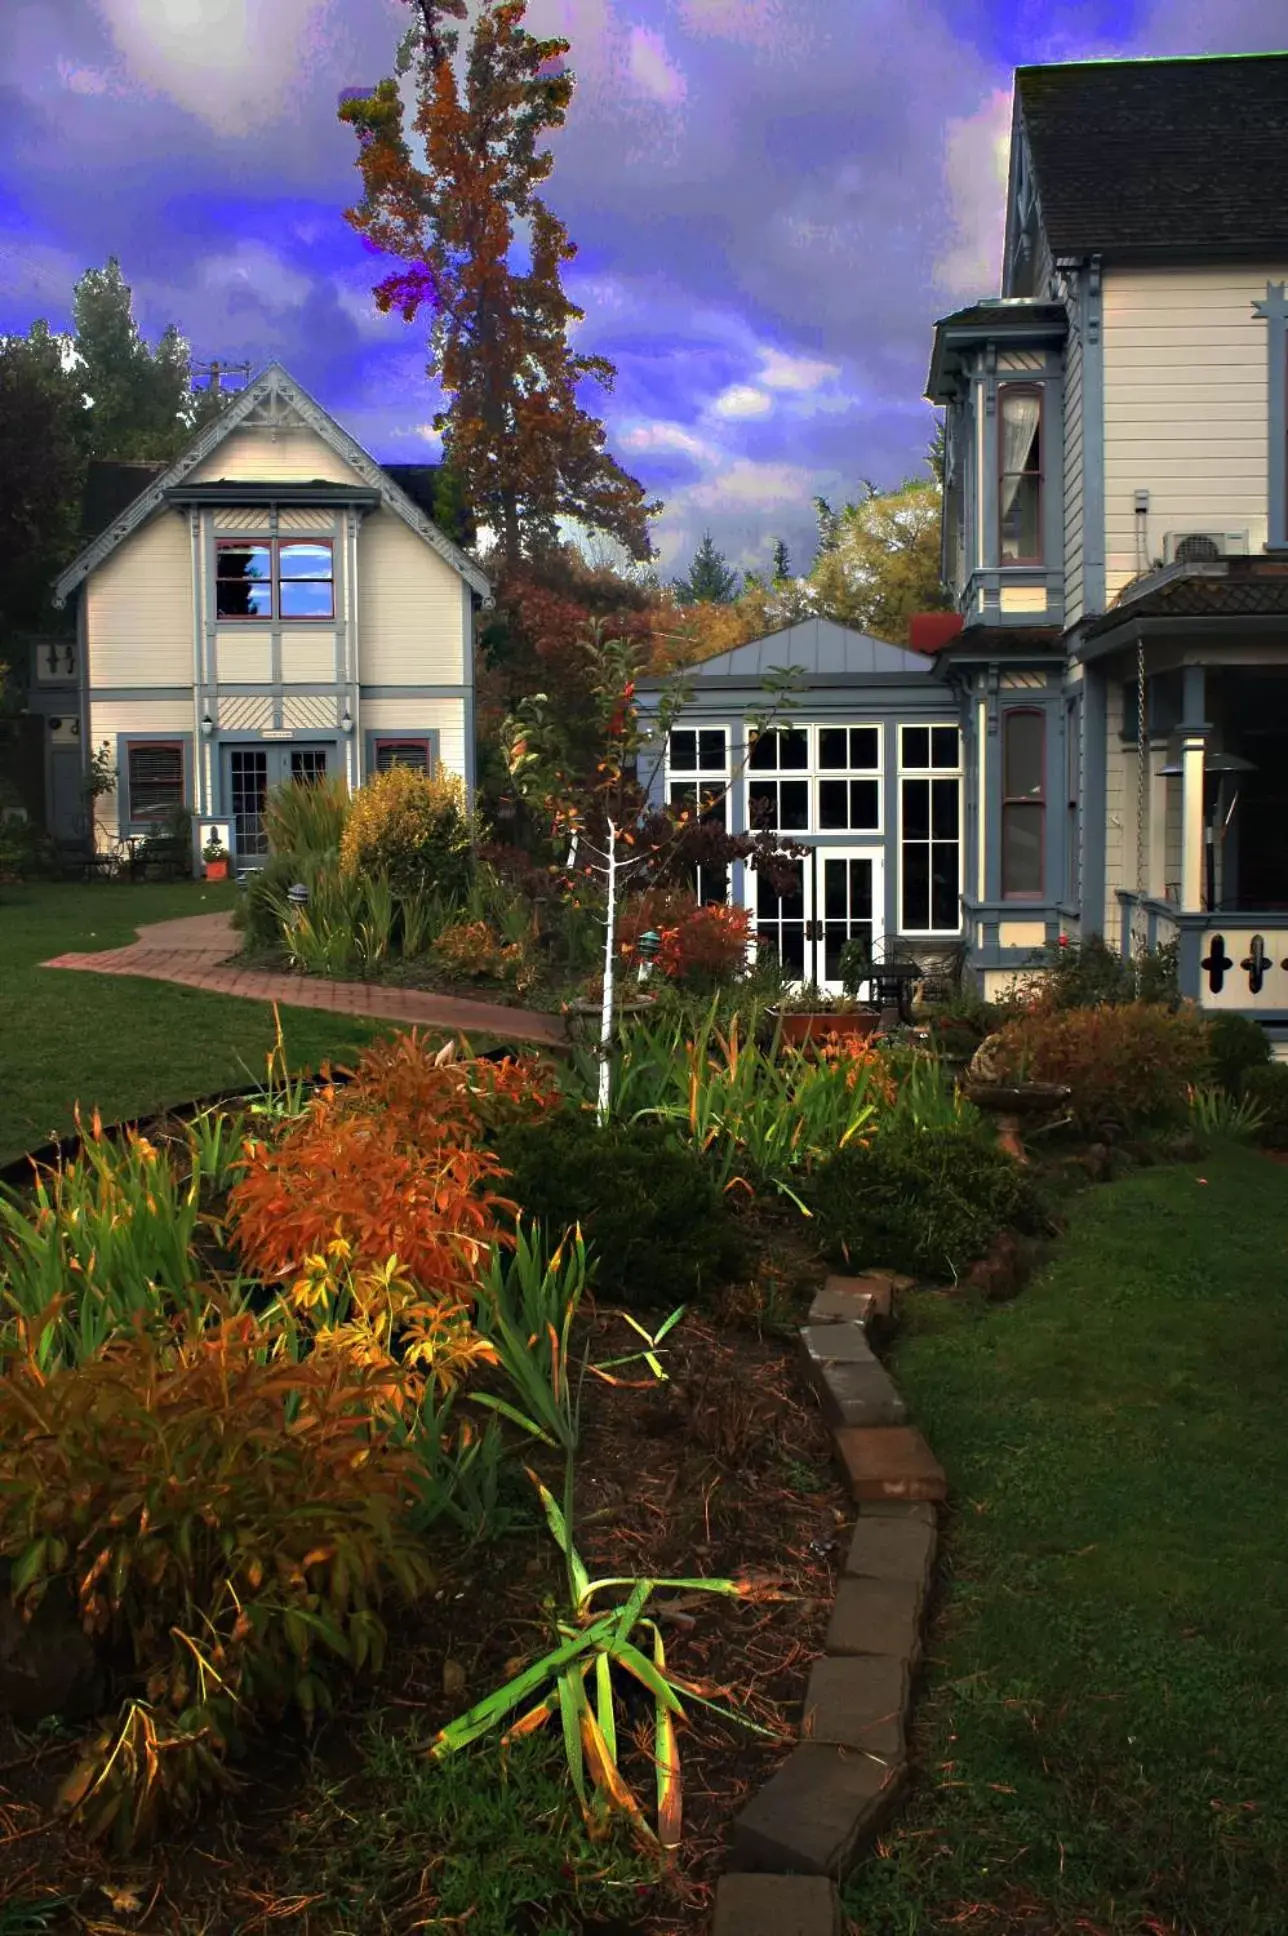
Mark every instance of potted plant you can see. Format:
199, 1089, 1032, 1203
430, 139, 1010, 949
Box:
202, 832, 230, 881
766, 979, 880, 1050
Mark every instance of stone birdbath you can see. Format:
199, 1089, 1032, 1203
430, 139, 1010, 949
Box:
963, 1033, 1070, 1162
964, 1080, 1071, 1162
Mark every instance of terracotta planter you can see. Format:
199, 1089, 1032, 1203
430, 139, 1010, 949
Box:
204, 858, 229, 881
769, 1008, 880, 1048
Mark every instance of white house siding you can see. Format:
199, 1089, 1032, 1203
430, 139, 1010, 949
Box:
1063, 309, 1086, 625
216, 632, 273, 684
1102, 265, 1286, 603
359, 696, 467, 782
281, 634, 339, 684
357, 510, 465, 686
87, 697, 194, 842
84, 511, 193, 688
189, 425, 356, 486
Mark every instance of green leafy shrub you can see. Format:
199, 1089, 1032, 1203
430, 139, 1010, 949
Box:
234, 853, 316, 949
1241, 1062, 1288, 1148
1206, 1012, 1271, 1095
805, 1120, 1040, 1281
340, 766, 473, 899
989, 1001, 1211, 1136
491, 1108, 746, 1308
263, 774, 350, 858
1021, 933, 1180, 1010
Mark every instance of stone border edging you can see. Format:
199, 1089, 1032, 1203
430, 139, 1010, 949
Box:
713, 1271, 946, 1935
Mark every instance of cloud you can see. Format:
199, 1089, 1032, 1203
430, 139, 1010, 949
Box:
88, 0, 343, 135
56, 57, 115, 95
757, 347, 842, 392
625, 25, 686, 102
933, 86, 1012, 298
619, 420, 718, 462
683, 458, 819, 512
711, 384, 773, 420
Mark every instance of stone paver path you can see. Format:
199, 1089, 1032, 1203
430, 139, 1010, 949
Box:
43, 910, 569, 1049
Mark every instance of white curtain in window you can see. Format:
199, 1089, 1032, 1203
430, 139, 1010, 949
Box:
999, 392, 1040, 522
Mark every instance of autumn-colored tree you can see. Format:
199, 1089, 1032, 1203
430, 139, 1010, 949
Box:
807, 478, 949, 642
340, 0, 660, 571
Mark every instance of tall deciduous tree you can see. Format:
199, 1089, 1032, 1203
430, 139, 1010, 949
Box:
672, 531, 740, 605
807, 478, 949, 643
340, 0, 659, 571
0, 322, 87, 637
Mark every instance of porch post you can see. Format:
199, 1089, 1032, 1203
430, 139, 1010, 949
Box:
1178, 666, 1209, 914
1148, 738, 1169, 899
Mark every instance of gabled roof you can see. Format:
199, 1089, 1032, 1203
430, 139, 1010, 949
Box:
1017, 53, 1288, 260
638, 617, 936, 687
82, 460, 169, 538
53, 363, 490, 606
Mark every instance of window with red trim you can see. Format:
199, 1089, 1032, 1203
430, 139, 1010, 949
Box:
126, 741, 186, 827
1002, 708, 1045, 898
998, 386, 1043, 565
374, 738, 433, 775
215, 540, 334, 620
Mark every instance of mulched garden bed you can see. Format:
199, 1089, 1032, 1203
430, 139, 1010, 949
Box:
0, 1298, 847, 1935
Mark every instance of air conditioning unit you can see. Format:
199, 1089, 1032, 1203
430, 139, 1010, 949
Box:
1163, 530, 1249, 566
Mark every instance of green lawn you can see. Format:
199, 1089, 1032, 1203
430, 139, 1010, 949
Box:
0, 880, 387, 1164
845, 1150, 1288, 1936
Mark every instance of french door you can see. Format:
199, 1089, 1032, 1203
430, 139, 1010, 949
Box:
750, 847, 883, 993
224, 742, 335, 858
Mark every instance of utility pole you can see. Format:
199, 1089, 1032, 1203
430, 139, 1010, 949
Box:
192, 360, 252, 396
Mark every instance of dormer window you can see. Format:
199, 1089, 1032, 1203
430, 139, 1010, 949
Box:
999, 386, 1043, 564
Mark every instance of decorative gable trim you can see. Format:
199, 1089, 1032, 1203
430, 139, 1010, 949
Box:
53, 362, 491, 607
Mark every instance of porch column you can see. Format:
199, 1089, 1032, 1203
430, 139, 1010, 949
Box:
1178, 666, 1209, 914
1147, 738, 1169, 899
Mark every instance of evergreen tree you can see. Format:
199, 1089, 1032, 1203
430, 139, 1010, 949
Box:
771, 536, 791, 583
672, 531, 740, 605
71, 259, 204, 462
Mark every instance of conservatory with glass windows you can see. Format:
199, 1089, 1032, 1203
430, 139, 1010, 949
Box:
636, 618, 979, 994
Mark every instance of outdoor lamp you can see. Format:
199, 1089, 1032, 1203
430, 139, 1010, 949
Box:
636, 928, 662, 984
201, 709, 213, 739
341, 707, 354, 735
288, 882, 310, 915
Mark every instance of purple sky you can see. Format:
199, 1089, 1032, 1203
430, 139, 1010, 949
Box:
3, 1, 1286, 578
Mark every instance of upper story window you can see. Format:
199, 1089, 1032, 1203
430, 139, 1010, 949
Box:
215, 540, 334, 620
998, 386, 1043, 565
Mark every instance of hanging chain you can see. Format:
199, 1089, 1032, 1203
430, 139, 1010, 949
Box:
1134, 633, 1148, 987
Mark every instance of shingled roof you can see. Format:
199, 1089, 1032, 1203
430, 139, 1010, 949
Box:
1018, 53, 1288, 258
1083, 561, 1288, 640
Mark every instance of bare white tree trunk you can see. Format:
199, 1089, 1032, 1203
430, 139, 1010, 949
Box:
597, 818, 618, 1126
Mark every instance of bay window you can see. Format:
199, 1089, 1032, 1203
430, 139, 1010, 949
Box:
999, 386, 1043, 564
1001, 708, 1046, 898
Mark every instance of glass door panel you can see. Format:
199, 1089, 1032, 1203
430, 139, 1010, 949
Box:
227, 748, 270, 857
754, 861, 807, 981
819, 853, 878, 989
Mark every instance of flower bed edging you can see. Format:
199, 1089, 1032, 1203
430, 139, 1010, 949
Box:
714, 1271, 945, 1932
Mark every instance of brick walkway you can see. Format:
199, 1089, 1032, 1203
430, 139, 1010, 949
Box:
42, 910, 570, 1050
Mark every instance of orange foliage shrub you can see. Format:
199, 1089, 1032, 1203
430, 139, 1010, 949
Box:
0, 1315, 435, 1844
228, 1033, 557, 1291
618, 889, 752, 989
991, 1001, 1212, 1134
